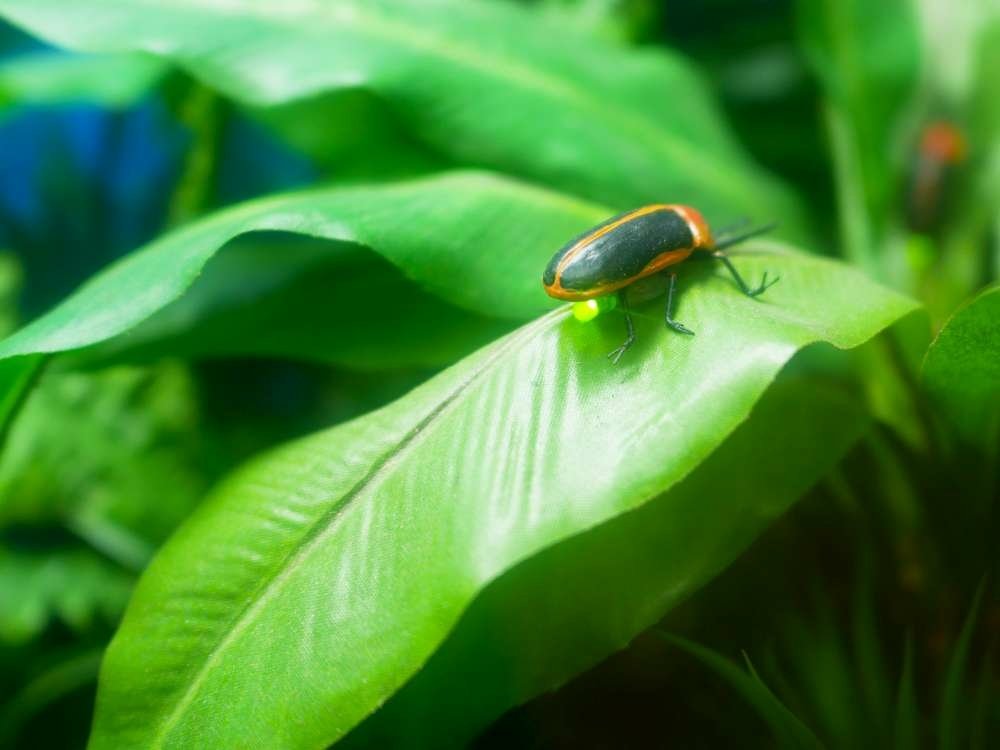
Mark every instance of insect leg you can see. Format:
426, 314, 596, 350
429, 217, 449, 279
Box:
714, 252, 780, 297
607, 289, 636, 364
664, 272, 694, 335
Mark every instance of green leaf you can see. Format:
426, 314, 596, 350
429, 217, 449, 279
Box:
351, 378, 864, 748
969, 640, 998, 750
523, 0, 659, 44
952, 17, 1000, 291
0, 356, 42, 446
245, 89, 446, 181
921, 285, 1000, 447
0, 254, 38, 444
0, 547, 132, 644
938, 581, 986, 750
72, 234, 514, 371
893, 636, 919, 750
0, 364, 206, 571
0, 51, 165, 112
0, 0, 805, 228
851, 556, 893, 742
0, 172, 606, 367
780, 606, 866, 747
916, 0, 998, 106
796, 0, 920, 270
916, 9, 1000, 314
0, 363, 205, 649
0, 252, 21, 338
0, 647, 103, 745
88, 252, 913, 748
659, 634, 822, 749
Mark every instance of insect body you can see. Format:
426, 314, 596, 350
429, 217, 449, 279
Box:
542, 204, 777, 363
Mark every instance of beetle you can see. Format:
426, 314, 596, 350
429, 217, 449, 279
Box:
542, 204, 777, 363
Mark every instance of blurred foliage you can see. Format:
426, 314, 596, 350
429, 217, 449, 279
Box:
0, 0, 994, 747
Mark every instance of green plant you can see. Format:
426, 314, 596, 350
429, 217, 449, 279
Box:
0, 0, 995, 748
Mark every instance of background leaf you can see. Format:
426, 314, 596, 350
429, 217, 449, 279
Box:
916, 0, 998, 107
910, 3, 1000, 318
0, 363, 206, 642
88, 248, 913, 748
72, 234, 514, 371
0, 171, 606, 366
796, 0, 921, 272
893, 637, 918, 750
245, 89, 446, 182
0, 253, 38, 441
0, 51, 164, 113
937, 582, 986, 750
0, 355, 40, 440
0, 365, 205, 553
0, 646, 103, 744
0, 548, 131, 644
0, 0, 805, 231
658, 633, 822, 749
921, 285, 1000, 448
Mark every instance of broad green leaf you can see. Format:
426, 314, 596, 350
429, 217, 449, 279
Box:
89, 253, 914, 748
922, 285, 1000, 447
246, 89, 446, 181
0, 172, 606, 366
515, 0, 660, 44
796, 0, 920, 271
0, 0, 805, 230
73, 234, 513, 371
349, 378, 864, 748
0, 51, 165, 111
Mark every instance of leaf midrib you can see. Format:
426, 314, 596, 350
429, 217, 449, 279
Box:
150, 309, 565, 748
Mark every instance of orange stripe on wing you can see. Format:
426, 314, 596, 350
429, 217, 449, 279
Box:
671, 205, 713, 249
639, 247, 693, 276
544, 247, 691, 300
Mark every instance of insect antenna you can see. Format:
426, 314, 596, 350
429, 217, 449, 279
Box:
713, 221, 777, 252
713, 217, 751, 238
